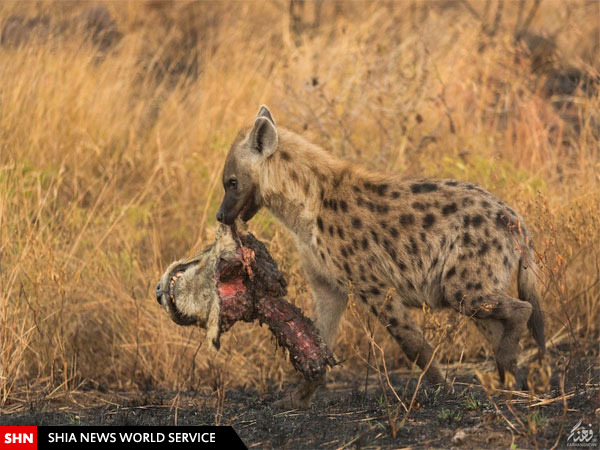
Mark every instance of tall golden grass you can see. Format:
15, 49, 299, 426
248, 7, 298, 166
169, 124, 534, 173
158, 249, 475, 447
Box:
0, 0, 598, 407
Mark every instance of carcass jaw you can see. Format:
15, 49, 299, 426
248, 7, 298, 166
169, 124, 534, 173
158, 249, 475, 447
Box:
168, 272, 184, 304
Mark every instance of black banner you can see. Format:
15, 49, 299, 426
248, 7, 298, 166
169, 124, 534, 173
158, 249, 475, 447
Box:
36, 426, 246, 450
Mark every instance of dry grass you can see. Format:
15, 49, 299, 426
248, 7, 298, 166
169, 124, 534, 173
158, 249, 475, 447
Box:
0, 0, 598, 410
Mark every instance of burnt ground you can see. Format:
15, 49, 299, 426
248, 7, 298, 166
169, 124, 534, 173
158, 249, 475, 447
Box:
1, 354, 598, 450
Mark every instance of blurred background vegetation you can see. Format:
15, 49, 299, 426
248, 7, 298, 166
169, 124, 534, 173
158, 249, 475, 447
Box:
0, 0, 598, 408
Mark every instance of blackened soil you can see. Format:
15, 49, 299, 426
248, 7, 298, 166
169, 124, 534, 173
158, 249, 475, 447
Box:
1, 364, 598, 449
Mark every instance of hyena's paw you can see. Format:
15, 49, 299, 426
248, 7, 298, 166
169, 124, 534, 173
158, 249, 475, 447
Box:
273, 380, 322, 410
273, 392, 312, 410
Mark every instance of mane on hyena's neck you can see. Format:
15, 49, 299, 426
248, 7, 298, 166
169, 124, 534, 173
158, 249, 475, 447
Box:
258, 129, 347, 236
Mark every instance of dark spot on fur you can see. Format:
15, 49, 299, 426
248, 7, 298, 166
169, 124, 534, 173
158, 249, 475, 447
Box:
370, 230, 379, 244
389, 227, 399, 238
328, 225, 334, 236
420, 232, 427, 243
462, 197, 474, 207
391, 191, 401, 199
399, 214, 415, 226
380, 221, 388, 230
290, 169, 298, 182
330, 199, 338, 211
455, 291, 464, 302
463, 215, 471, 227
423, 213, 436, 229
442, 202, 458, 215
352, 217, 362, 228
280, 151, 291, 161
388, 317, 398, 328
371, 305, 378, 316
377, 184, 388, 196
471, 215, 485, 228
340, 200, 348, 212
503, 255, 510, 267
463, 232, 471, 245
445, 266, 456, 279
352, 185, 361, 194
362, 237, 369, 250
492, 238, 501, 251
344, 262, 352, 276
412, 202, 428, 211
384, 241, 397, 261
320, 251, 325, 260
460, 268, 468, 279
445, 181, 459, 187
337, 227, 345, 239
411, 182, 438, 194
467, 282, 483, 291
397, 259, 407, 271
341, 247, 348, 258
317, 216, 324, 232
406, 236, 419, 255
478, 242, 490, 256
377, 204, 389, 214
371, 287, 381, 296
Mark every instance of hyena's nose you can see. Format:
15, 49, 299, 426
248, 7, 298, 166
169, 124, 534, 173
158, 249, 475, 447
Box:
216, 210, 224, 223
155, 282, 162, 304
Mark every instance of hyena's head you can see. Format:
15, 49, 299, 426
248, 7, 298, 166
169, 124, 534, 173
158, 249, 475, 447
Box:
216, 105, 278, 225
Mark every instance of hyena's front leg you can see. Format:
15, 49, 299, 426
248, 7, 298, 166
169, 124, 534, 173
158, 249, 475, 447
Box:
275, 265, 348, 409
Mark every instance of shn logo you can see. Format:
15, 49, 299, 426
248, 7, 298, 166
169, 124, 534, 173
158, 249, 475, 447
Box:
4, 434, 33, 444
0, 426, 37, 449
567, 419, 598, 447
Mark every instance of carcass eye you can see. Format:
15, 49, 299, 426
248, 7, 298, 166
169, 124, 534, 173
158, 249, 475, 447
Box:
228, 179, 238, 189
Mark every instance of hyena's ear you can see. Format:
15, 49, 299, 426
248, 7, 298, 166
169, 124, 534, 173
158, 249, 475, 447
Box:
249, 112, 278, 158
256, 104, 275, 125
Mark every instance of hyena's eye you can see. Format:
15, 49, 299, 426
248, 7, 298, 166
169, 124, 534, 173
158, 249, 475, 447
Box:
227, 178, 238, 189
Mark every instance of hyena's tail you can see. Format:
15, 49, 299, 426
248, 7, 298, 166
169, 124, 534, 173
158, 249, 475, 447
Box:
518, 247, 546, 357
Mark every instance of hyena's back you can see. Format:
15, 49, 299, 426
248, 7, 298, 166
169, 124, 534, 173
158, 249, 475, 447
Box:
315, 175, 544, 353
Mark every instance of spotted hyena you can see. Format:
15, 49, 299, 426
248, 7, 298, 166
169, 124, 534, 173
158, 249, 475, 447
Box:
216, 105, 545, 408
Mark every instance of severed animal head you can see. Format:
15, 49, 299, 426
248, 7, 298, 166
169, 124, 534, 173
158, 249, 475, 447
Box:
155, 222, 241, 350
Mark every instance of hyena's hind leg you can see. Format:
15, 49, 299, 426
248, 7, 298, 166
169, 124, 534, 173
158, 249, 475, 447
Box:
449, 289, 532, 386
367, 294, 445, 385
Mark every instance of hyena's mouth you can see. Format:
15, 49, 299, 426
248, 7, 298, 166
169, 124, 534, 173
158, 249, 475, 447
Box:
240, 189, 261, 222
